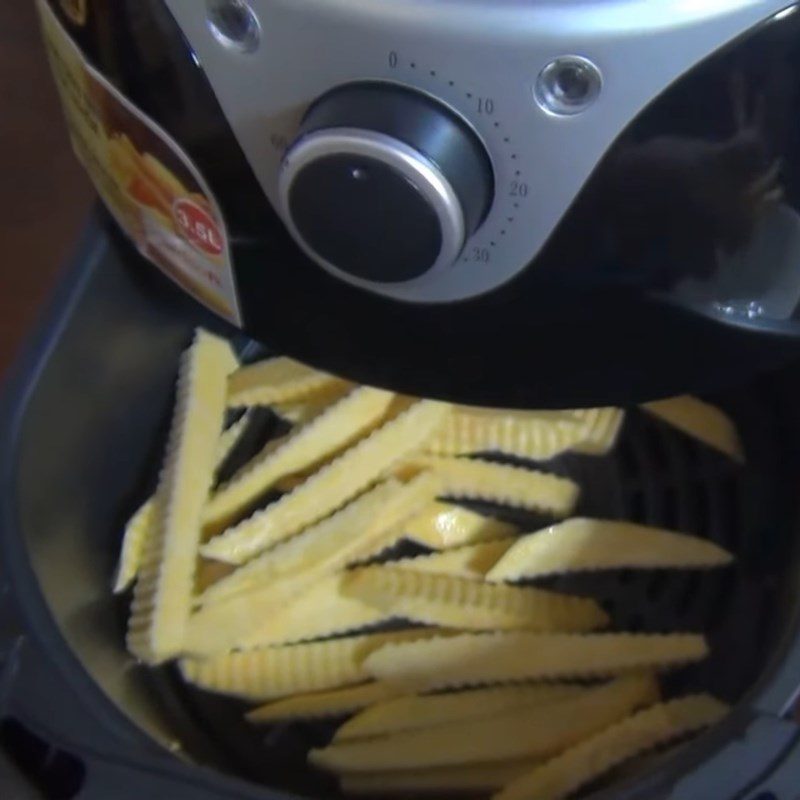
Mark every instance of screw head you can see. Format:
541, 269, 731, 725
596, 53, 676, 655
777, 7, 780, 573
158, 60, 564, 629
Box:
536, 56, 602, 116
207, 0, 260, 53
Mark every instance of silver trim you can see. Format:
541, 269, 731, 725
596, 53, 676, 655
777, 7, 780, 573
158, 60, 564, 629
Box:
535, 56, 602, 116
164, 0, 793, 303
279, 128, 466, 286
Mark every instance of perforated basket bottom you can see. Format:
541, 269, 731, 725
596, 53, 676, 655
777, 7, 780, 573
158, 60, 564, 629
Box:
128, 384, 797, 799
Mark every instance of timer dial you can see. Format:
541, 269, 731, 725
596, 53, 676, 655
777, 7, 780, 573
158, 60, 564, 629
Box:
280, 82, 494, 284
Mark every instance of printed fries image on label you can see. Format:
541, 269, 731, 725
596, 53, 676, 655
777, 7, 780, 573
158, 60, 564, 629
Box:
37, 0, 241, 324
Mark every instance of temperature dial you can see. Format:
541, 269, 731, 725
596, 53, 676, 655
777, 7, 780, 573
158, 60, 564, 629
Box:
280, 82, 494, 284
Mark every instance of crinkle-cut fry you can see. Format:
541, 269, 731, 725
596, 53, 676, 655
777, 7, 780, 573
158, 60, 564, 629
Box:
179, 629, 441, 701
310, 674, 659, 773
199, 481, 401, 605
493, 694, 729, 800
113, 498, 156, 593
215, 410, 253, 465
404, 501, 520, 549
570, 408, 626, 456
227, 356, 347, 407
487, 518, 733, 582
273, 382, 353, 425
335, 684, 588, 742
642, 395, 744, 463
203, 387, 396, 527
364, 632, 708, 691
199, 473, 439, 607
127, 331, 237, 663
395, 539, 515, 580
341, 760, 541, 795
246, 681, 400, 724
425, 409, 597, 460
412, 457, 579, 516
114, 411, 251, 594
244, 574, 392, 647
343, 566, 609, 633
188, 477, 441, 656
201, 400, 451, 564
454, 407, 584, 425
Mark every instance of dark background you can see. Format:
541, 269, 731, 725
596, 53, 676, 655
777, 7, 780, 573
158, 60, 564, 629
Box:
0, 0, 93, 376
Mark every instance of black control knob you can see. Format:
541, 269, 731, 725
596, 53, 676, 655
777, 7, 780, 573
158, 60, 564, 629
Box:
279, 82, 494, 284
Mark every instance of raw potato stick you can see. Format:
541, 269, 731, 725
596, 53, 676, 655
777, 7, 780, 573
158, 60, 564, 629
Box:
335, 684, 588, 742
493, 694, 729, 800
201, 400, 450, 564
273, 382, 353, 425
246, 682, 400, 724
187, 476, 441, 655
425, 409, 595, 460
487, 518, 733, 581
227, 356, 347, 407
114, 411, 251, 594
310, 674, 659, 772
215, 410, 254, 466
127, 331, 237, 663
343, 565, 609, 632
404, 501, 520, 549
204, 387, 395, 527
200, 473, 438, 606
179, 629, 441, 701
412, 456, 579, 516
570, 408, 626, 455
395, 539, 515, 580
241, 574, 392, 647
341, 760, 541, 795
641, 395, 745, 463
364, 632, 709, 690
113, 498, 156, 594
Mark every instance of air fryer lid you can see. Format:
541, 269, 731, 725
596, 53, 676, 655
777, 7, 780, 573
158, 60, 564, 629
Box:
2, 222, 800, 799
36, 0, 800, 407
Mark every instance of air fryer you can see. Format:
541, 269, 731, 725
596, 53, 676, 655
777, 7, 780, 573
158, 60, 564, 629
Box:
5, 0, 800, 798
30, 0, 800, 407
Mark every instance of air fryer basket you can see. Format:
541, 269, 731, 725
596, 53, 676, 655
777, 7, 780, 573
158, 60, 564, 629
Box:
2, 214, 800, 800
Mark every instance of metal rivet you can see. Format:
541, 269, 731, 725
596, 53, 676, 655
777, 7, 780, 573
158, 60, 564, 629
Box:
207, 0, 260, 53
535, 56, 602, 115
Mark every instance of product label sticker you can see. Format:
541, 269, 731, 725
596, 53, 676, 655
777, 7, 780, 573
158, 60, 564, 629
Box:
59, 0, 87, 26
37, 0, 242, 326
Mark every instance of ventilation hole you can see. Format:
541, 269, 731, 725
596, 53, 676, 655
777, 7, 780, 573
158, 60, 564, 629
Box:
691, 486, 711, 539
646, 572, 668, 603
721, 477, 742, 548
616, 442, 639, 482
644, 426, 670, 475
626, 613, 645, 632
629, 490, 646, 524
676, 573, 702, 619
705, 569, 736, 631
618, 569, 635, 586
661, 487, 678, 529
0, 718, 85, 800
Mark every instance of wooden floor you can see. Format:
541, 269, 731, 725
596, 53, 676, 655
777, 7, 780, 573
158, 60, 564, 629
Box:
0, 0, 93, 376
